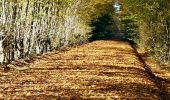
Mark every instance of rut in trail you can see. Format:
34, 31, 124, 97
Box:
0, 40, 168, 99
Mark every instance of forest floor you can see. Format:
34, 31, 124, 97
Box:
0, 40, 170, 99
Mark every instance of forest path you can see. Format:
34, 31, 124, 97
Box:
0, 40, 169, 99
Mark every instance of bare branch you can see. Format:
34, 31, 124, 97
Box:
2, 35, 7, 42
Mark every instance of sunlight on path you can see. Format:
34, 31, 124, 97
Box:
0, 40, 161, 99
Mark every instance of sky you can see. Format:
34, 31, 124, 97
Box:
114, 0, 121, 13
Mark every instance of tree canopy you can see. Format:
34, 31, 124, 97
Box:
0, 0, 115, 63
120, 0, 170, 66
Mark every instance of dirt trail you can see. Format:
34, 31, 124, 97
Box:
0, 40, 169, 99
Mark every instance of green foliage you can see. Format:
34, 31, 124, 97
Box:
121, 14, 139, 42
120, 0, 170, 66
90, 14, 117, 41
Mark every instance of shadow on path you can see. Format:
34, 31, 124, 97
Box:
130, 42, 170, 100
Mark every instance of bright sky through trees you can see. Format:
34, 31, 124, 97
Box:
114, 0, 121, 13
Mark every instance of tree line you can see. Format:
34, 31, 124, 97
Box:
120, 0, 170, 66
0, 0, 114, 64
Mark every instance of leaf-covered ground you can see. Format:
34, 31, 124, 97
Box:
0, 40, 170, 99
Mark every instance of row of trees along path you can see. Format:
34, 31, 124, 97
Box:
0, 40, 170, 99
